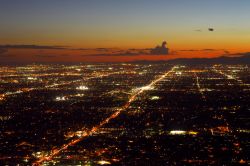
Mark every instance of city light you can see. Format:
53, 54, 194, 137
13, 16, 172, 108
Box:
55, 96, 66, 101
169, 130, 186, 135
97, 160, 111, 165
140, 85, 154, 91
151, 96, 160, 100
76, 85, 89, 90
0, 64, 249, 165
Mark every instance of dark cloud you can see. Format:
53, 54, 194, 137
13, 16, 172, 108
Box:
128, 48, 151, 51
35, 55, 57, 58
95, 48, 115, 52
82, 42, 170, 57
74, 47, 117, 52
83, 47, 152, 57
34, 54, 70, 58
84, 51, 141, 57
208, 28, 214, 31
202, 49, 217, 51
0, 54, 15, 58
194, 28, 215, 32
0, 48, 8, 54
179, 49, 197, 52
60, 54, 70, 57
150, 41, 169, 55
0, 45, 68, 50
179, 49, 229, 52
73, 48, 90, 51
0, 48, 12, 58
0, 48, 8, 55
0, 54, 9, 58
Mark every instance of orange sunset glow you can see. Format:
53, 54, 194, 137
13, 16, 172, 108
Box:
0, 0, 250, 63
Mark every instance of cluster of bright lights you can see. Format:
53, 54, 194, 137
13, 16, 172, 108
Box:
55, 96, 66, 101
97, 160, 111, 165
169, 130, 198, 135
151, 96, 160, 100
169, 130, 186, 135
140, 85, 154, 91
0, 94, 5, 101
227, 75, 234, 79
75, 93, 84, 97
27, 77, 37, 80
75, 131, 88, 138
237, 129, 250, 133
175, 71, 182, 75
32, 151, 48, 158
76, 85, 89, 90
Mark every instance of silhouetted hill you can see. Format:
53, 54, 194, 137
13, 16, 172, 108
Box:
133, 53, 250, 65
168, 53, 250, 65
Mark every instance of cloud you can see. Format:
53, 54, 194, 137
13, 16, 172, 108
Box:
194, 28, 215, 32
60, 54, 70, 57
0, 54, 9, 58
128, 48, 151, 51
179, 49, 229, 52
0, 48, 8, 55
84, 51, 142, 57
208, 28, 214, 31
83, 47, 153, 57
1, 41, 171, 58
73, 47, 117, 52
35, 54, 57, 58
82, 41, 170, 57
0, 44, 68, 50
179, 49, 198, 52
95, 48, 115, 52
150, 41, 169, 55
202, 49, 217, 51
0, 48, 12, 58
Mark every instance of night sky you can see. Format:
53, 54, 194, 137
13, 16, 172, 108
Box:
1, 0, 250, 63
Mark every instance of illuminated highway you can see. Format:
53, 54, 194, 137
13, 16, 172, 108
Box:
194, 72, 206, 100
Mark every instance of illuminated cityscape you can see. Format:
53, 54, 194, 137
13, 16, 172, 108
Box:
0, 63, 249, 165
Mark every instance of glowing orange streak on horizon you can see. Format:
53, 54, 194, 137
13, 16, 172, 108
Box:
33, 66, 176, 165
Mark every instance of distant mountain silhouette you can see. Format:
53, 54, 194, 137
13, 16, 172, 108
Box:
133, 53, 250, 65
168, 53, 250, 65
